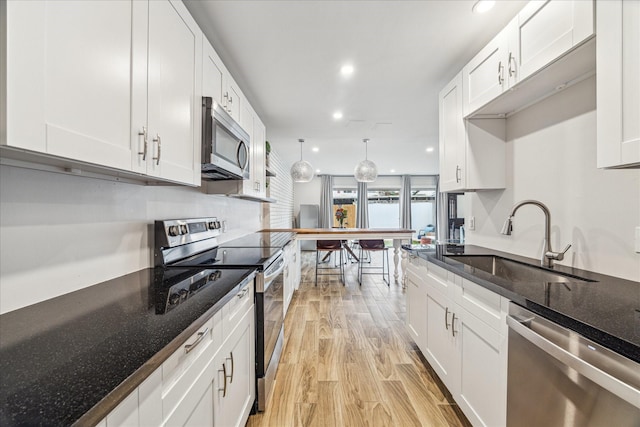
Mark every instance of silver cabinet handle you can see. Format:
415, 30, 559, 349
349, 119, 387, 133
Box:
137, 126, 148, 160
153, 134, 161, 165
184, 327, 209, 354
236, 287, 249, 299
227, 352, 234, 383
508, 51, 516, 78
445, 307, 451, 330
498, 60, 504, 85
451, 313, 458, 337
455, 165, 461, 183
293, 252, 296, 263
218, 363, 227, 397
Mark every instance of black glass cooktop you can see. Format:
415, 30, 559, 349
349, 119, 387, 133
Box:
222, 232, 295, 249
169, 246, 282, 270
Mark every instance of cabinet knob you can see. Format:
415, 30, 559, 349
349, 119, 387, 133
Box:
498, 60, 504, 85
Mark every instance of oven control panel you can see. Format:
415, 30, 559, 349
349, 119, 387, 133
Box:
155, 217, 223, 250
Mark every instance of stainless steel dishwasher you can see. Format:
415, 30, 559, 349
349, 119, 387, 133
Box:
507, 303, 640, 427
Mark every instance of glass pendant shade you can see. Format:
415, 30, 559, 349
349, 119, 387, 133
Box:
290, 138, 314, 182
354, 159, 378, 182
354, 138, 378, 182
291, 160, 314, 182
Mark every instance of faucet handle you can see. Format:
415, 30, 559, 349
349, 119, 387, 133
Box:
546, 244, 572, 262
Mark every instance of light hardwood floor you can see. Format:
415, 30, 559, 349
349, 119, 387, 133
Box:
247, 251, 472, 427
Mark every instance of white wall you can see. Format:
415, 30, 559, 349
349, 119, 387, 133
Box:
293, 177, 322, 223
465, 76, 640, 282
267, 149, 294, 229
0, 165, 261, 314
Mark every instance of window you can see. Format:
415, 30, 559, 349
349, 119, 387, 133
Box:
329, 176, 437, 234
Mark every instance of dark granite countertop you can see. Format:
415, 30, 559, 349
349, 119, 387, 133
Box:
0, 267, 256, 426
403, 244, 640, 363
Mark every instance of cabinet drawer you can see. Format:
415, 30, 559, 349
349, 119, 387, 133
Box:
459, 278, 503, 331
162, 310, 222, 419
223, 280, 254, 338
424, 262, 453, 296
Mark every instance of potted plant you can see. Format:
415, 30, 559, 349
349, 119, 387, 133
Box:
265, 140, 271, 167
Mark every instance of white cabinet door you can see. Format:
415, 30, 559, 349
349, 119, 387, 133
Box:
597, 0, 640, 168
203, 39, 227, 108
5, 0, 144, 170
424, 287, 458, 395
253, 115, 267, 197
146, 0, 201, 186
456, 307, 507, 427
439, 72, 465, 192
462, 27, 509, 116
517, 0, 594, 82
406, 265, 428, 355
214, 308, 255, 427
283, 243, 294, 316
225, 78, 242, 121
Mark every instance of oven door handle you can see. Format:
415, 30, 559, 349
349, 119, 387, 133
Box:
507, 315, 640, 408
263, 258, 285, 289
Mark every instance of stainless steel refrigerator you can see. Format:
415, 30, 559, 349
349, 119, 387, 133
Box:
298, 204, 319, 250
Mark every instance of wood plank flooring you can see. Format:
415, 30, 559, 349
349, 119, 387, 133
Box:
247, 251, 472, 427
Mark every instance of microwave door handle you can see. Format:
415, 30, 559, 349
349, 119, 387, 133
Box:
237, 141, 249, 171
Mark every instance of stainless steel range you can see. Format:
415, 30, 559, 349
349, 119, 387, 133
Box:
154, 218, 286, 412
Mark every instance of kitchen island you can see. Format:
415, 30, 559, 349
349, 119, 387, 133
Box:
267, 228, 414, 284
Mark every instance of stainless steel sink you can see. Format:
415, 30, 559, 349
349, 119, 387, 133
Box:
445, 255, 595, 284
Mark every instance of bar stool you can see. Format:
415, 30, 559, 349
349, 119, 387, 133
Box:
315, 240, 345, 285
357, 239, 389, 286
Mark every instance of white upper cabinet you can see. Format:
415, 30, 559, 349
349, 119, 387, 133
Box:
5, 0, 144, 170
462, 21, 515, 117
252, 114, 267, 197
4, 0, 202, 186
439, 72, 467, 191
145, 0, 202, 186
203, 39, 227, 108
516, 0, 594, 82
462, 0, 594, 118
597, 0, 640, 169
440, 72, 506, 193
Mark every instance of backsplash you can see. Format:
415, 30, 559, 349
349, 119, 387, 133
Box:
0, 165, 261, 314
465, 76, 640, 282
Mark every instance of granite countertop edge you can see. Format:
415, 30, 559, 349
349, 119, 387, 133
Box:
403, 244, 640, 364
73, 269, 257, 427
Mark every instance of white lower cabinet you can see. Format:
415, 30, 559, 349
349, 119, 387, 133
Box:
283, 240, 300, 316
213, 308, 255, 427
406, 256, 428, 355
406, 256, 508, 427
99, 281, 255, 427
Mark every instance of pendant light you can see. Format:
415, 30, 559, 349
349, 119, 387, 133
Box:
290, 138, 314, 182
354, 138, 378, 182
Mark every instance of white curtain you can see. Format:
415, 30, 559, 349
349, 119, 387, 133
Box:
435, 176, 448, 242
319, 175, 334, 228
399, 175, 412, 229
356, 181, 369, 228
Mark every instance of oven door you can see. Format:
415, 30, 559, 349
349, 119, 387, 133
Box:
202, 96, 250, 180
255, 256, 285, 411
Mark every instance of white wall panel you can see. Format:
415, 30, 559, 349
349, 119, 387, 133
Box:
267, 149, 294, 229
0, 166, 261, 314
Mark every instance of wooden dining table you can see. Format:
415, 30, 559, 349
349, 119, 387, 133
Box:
266, 228, 414, 284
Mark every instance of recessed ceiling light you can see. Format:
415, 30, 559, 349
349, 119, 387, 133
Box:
333, 111, 343, 120
426, 147, 435, 153
340, 64, 354, 76
312, 147, 319, 152
316, 169, 321, 173
390, 169, 396, 173
472, 0, 495, 14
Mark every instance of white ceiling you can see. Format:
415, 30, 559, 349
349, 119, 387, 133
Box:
184, 0, 527, 176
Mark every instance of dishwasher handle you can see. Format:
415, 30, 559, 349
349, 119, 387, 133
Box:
507, 315, 640, 409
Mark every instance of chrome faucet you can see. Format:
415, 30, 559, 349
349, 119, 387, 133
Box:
501, 200, 571, 268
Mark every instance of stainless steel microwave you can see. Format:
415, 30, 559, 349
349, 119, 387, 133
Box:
201, 96, 250, 180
